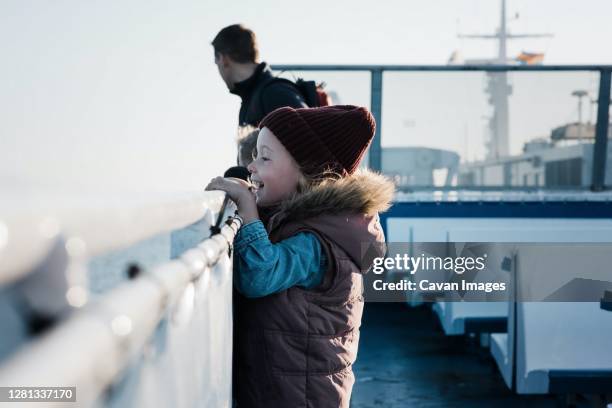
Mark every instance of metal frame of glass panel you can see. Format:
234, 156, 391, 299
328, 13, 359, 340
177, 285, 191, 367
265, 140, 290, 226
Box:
272, 65, 612, 192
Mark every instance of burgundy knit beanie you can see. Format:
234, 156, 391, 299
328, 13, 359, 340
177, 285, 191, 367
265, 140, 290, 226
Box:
259, 105, 376, 175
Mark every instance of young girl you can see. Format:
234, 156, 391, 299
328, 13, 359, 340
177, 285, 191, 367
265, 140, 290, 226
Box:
206, 105, 394, 408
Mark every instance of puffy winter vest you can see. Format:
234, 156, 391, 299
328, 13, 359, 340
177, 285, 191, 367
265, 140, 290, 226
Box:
234, 213, 385, 408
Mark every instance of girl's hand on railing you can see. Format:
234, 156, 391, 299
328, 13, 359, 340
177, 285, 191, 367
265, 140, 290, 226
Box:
205, 177, 259, 224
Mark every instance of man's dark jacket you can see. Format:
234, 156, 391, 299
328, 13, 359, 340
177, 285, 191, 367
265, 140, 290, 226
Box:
231, 62, 307, 127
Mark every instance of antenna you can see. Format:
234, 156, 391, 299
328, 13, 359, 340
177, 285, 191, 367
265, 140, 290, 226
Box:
571, 90, 588, 125
457, 0, 554, 63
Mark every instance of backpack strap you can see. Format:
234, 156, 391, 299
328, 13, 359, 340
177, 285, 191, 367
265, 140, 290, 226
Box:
244, 77, 297, 125
257, 77, 302, 113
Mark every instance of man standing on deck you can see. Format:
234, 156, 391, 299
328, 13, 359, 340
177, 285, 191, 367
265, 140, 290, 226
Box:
212, 24, 307, 127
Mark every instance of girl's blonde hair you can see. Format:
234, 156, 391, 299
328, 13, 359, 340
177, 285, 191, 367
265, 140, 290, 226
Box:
296, 166, 343, 194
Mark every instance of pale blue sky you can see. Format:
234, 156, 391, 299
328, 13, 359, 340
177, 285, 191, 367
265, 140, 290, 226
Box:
1, 0, 611, 195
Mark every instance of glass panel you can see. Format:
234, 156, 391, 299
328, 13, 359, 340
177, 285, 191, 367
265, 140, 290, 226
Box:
272, 70, 371, 109
381, 70, 600, 189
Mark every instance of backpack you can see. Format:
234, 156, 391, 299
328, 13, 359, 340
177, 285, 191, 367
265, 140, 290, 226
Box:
293, 78, 333, 107
242, 75, 333, 127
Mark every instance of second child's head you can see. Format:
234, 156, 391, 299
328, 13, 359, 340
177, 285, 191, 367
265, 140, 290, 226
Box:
237, 126, 259, 167
247, 105, 376, 207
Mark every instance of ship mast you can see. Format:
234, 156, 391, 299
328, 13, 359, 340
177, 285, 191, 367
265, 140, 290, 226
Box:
458, 0, 553, 159
499, 0, 507, 62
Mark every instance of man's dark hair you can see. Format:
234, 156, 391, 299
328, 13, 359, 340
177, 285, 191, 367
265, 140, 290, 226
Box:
212, 24, 259, 63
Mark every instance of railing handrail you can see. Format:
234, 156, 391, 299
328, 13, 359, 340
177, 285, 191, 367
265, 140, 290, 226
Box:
0, 204, 240, 407
271, 64, 612, 72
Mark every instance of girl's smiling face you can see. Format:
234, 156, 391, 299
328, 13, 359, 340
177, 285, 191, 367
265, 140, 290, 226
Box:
247, 127, 302, 207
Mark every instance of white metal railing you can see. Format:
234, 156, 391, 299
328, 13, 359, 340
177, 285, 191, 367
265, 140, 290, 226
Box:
0, 191, 237, 407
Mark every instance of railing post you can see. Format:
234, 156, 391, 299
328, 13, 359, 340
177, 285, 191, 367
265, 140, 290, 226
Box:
591, 69, 611, 191
369, 69, 383, 171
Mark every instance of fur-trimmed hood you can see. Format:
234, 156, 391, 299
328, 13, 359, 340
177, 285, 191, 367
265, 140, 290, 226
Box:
266, 169, 395, 230
265, 169, 395, 270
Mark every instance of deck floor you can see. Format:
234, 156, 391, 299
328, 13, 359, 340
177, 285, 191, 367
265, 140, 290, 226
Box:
351, 303, 559, 408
